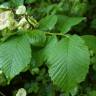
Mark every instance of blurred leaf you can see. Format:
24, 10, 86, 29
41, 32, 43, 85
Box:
25, 0, 37, 4
71, 2, 88, 16
30, 35, 58, 67
82, 35, 96, 73
82, 35, 96, 53
39, 15, 57, 31
87, 90, 96, 96
9, 0, 24, 8
24, 82, 39, 94
57, 15, 85, 34
0, 70, 7, 86
26, 30, 46, 47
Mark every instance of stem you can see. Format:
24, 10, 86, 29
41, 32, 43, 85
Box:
45, 32, 64, 36
45, 32, 70, 38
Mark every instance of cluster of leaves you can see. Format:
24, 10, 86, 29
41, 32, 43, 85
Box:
0, 0, 96, 96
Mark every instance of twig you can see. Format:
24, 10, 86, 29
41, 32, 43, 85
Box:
45, 32, 64, 36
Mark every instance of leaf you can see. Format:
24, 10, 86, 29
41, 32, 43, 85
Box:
39, 15, 57, 31
0, 2, 10, 13
0, 35, 31, 80
82, 35, 96, 53
45, 35, 90, 92
24, 82, 39, 94
26, 30, 46, 47
9, 0, 24, 8
29, 35, 58, 68
31, 50, 45, 67
82, 35, 96, 67
25, 0, 36, 4
71, 2, 87, 16
57, 15, 85, 34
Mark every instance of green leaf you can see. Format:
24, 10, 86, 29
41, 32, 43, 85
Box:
25, 0, 36, 4
26, 30, 46, 47
31, 35, 58, 67
0, 35, 31, 80
82, 35, 96, 53
45, 35, 90, 92
39, 15, 57, 31
57, 15, 85, 34
9, 0, 24, 8
31, 50, 45, 67
71, 2, 87, 16
0, 2, 10, 13
91, 19, 96, 29
82, 35, 96, 67
16, 5, 26, 15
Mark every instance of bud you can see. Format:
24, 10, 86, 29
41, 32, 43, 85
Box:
17, 17, 30, 30
16, 5, 26, 15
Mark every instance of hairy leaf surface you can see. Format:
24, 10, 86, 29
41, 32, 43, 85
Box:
45, 35, 90, 91
0, 35, 31, 80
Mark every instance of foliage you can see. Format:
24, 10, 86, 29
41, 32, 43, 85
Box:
0, 0, 96, 96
